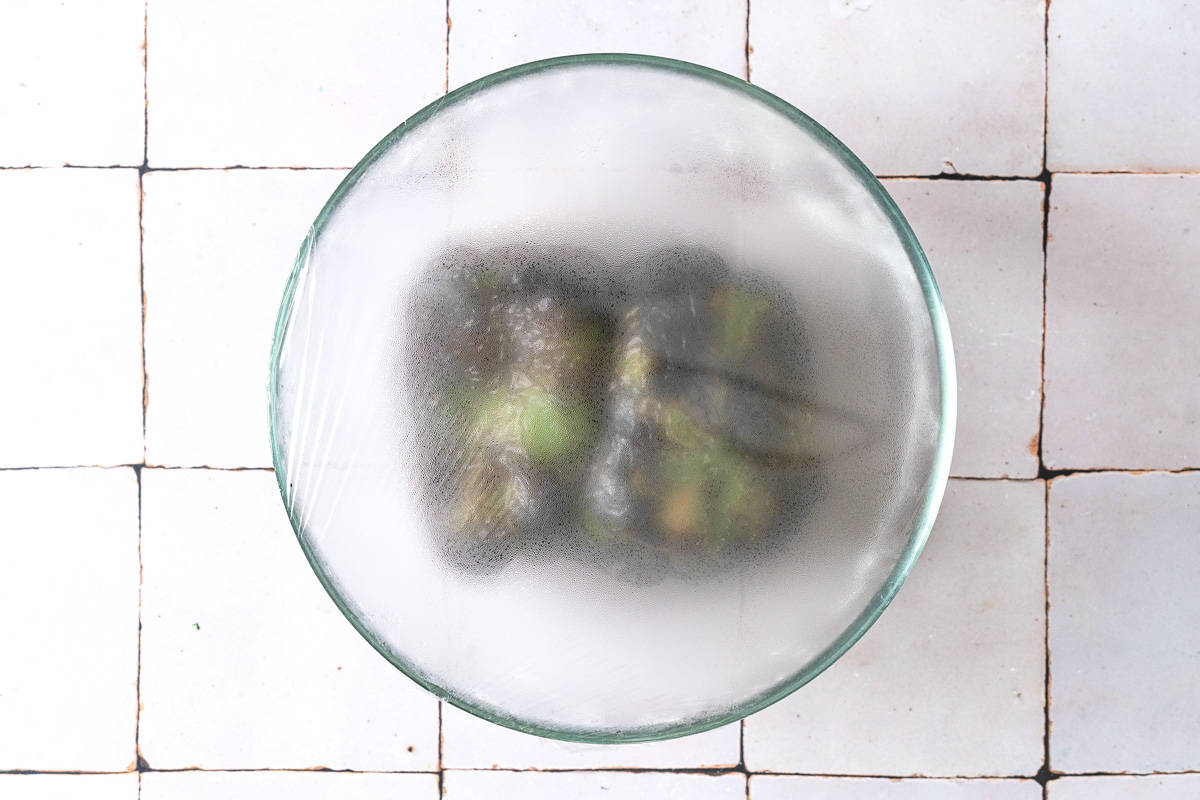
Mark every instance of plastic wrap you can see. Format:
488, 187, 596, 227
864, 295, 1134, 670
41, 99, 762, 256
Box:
269, 55, 955, 742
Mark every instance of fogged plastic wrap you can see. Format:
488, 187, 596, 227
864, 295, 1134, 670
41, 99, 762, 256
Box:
405, 244, 827, 582
270, 56, 954, 741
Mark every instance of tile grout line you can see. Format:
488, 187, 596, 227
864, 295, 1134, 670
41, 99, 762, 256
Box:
1039, 466, 1200, 476
1035, 0, 1052, 481
737, 716, 750, 799
1041, 478, 1052, 793
134, 464, 145, 774
1036, 4, 1054, 797
949, 475, 1044, 482
139, 178, 148, 454
739, 716, 746, 769
743, 0, 751, 83
4, 767, 1200, 778
4, 164, 1199, 177
0, 465, 276, 472
881, 172, 1044, 182
141, 0, 149, 170
141, 165, 350, 171
0, 164, 352, 171
1048, 169, 1200, 176
443, 0, 451, 95
136, 2, 149, 791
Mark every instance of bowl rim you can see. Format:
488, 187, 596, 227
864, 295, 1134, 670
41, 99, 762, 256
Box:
268, 52, 957, 744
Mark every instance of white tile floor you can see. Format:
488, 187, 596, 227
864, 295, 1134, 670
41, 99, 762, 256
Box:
443, 770, 747, 799
1047, 1, 1200, 172
142, 169, 348, 468
441, 704, 740, 769
1048, 775, 1200, 800
743, 480, 1046, 778
0, 773, 140, 800
0, 1, 145, 167
750, 777, 1041, 800
1047, 472, 1200, 775
139, 771, 440, 800
138, 469, 439, 770
145, 0, 445, 167
0, 169, 143, 468
884, 180, 1045, 479
749, 0, 1046, 177
447, 0, 748, 88
1042, 174, 1200, 470
2, 0, 1198, 797
0, 469, 139, 772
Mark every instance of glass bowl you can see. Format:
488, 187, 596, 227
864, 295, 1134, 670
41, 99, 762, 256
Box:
269, 54, 955, 743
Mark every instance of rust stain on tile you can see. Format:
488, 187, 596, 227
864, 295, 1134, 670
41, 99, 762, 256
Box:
1028, 431, 1040, 456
